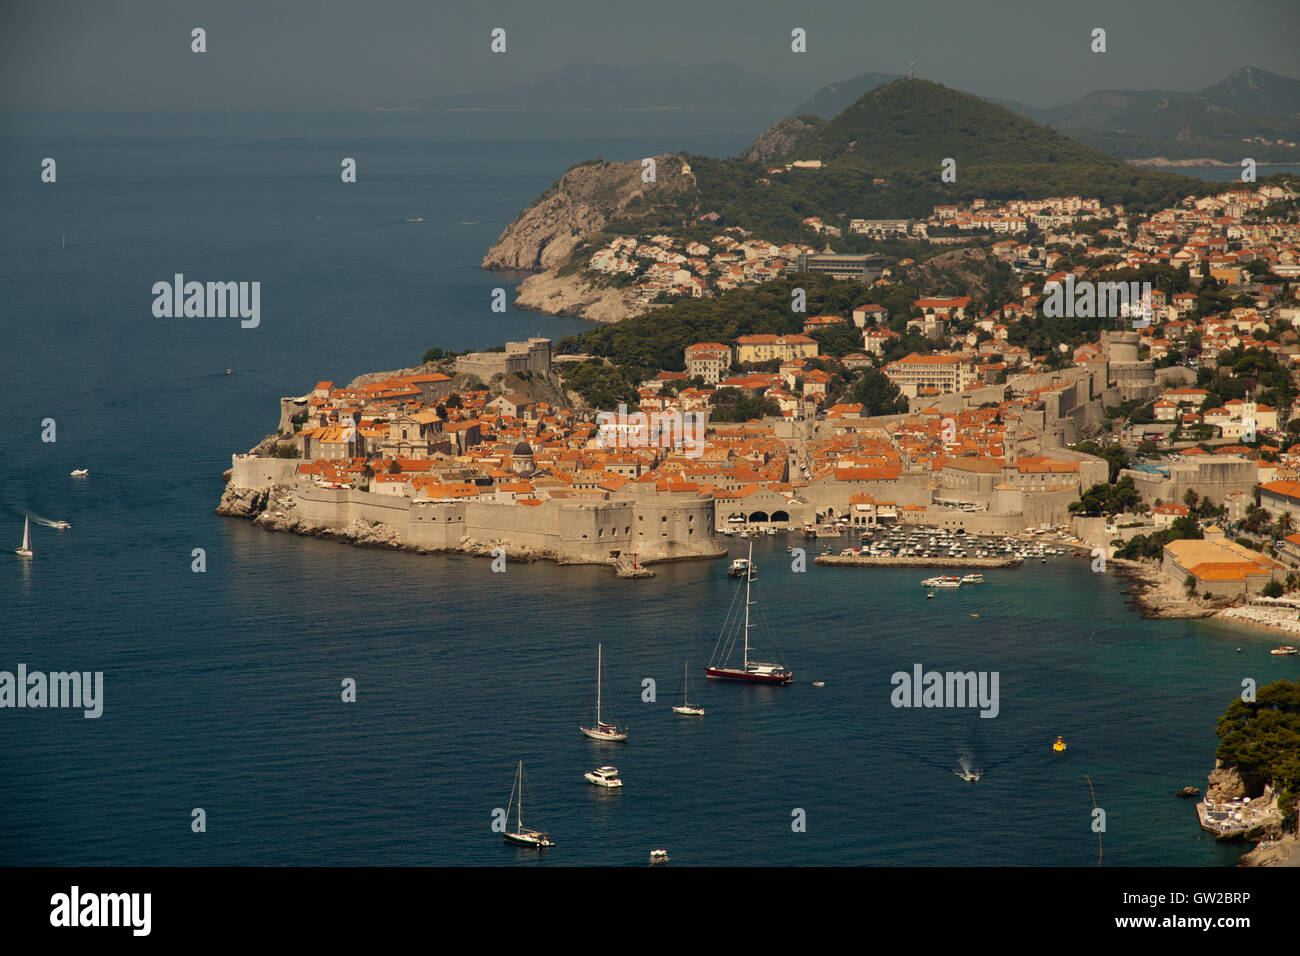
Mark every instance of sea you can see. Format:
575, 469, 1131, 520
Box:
1, 109, 1297, 866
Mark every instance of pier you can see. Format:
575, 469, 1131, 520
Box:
814, 555, 1022, 569
1195, 796, 1282, 841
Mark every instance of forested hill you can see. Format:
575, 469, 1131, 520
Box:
595, 80, 1208, 249
731, 79, 1202, 210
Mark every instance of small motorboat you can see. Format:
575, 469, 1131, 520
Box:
1053, 736, 1067, 753
1271, 645, 1298, 656
727, 557, 752, 578
955, 769, 980, 783
926, 592, 935, 599
812, 681, 825, 688
69, 469, 88, 477
649, 849, 670, 865
53, 520, 71, 530
584, 766, 623, 788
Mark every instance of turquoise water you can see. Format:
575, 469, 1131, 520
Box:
2, 112, 1297, 866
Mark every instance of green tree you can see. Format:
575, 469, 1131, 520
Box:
849, 368, 909, 416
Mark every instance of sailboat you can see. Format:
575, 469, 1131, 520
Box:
671, 660, 705, 716
15, 517, 33, 558
580, 643, 628, 741
706, 541, 792, 684
502, 760, 553, 849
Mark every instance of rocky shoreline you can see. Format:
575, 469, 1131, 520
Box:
1107, 557, 1222, 620
511, 268, 645, 324
1194, 762, 1299, 866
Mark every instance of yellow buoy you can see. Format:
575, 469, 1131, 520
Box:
1053, 735, 1067, 753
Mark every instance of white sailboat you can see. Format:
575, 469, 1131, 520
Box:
580, 643, 628, 741
503, 760, 553, 849
15, 517, 33, 558
671, 660, 705, 716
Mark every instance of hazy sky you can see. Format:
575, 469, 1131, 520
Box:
3, 0, 1298, 110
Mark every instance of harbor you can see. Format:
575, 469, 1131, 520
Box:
816, 554, 1021, 569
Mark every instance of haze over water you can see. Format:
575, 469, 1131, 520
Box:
1, 110, 1295, 865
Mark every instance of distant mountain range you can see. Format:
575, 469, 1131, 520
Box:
403, 62, 1298, 165
794, 66, 1300, 163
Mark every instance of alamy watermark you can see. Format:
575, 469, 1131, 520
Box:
0, 664, 103, 718
595, 404, 706, 458
152, 274, 260, 328
890, 663, 999, 718
50, 886, 150, 936
1043, 277, 1152, 328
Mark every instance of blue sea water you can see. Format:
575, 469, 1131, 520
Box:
1, 111, 1297, 866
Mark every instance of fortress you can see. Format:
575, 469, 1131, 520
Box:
221, 455, 723, 566
454, 337, 552, 381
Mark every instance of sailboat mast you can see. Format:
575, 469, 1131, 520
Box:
596, 644, 602, 725
517, 761, 523, 829
743, 541, 752, 669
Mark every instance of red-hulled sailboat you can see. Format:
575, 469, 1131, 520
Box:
706, 541, 792, 684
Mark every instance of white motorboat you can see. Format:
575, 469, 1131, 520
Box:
53, 520, 71, 530
649, 849, 670, 865
727, 557, 753, 578
580, 643, 629, 741
1271, 645, 1298, 656
503, 760, 554, 848
672, 661, 705, 716
960, 573, 984, 584
69, 469, 88, 477
955, 769, 980, 783
584, 766, 623, 788
15, 517, 33, 558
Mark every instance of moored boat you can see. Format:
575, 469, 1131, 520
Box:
584, 766, 623, 788
671, 661, 705, 716
503, 761, 554, 849
1271, 645, 1298, 656
580, 643, 629, 741
706, 542, 792, 685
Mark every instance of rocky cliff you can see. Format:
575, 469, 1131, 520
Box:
740, 116, 823, 164
482, 153, 696, 272
512, 270, 645, 324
